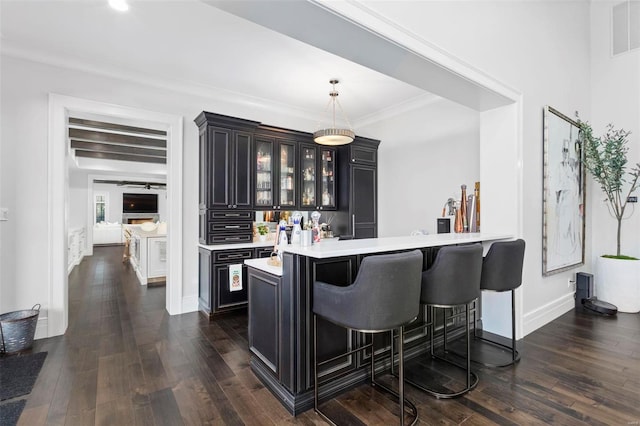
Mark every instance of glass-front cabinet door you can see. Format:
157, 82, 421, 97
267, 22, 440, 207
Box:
300, 145, 317, 208
255, 137, 274, 208
254, 137, 296, 209
278, 141, 296, 209
298, 145, 336, 210
319, 148, 336, 209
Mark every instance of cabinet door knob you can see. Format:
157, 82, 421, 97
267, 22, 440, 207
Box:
233, 205, 237, 208
228, 205, 232, 208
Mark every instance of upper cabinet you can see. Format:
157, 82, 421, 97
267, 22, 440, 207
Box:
300, 144, 336, 211
196, 112, 259, 210
254, 135, 297, 210
195, 111, 378, 245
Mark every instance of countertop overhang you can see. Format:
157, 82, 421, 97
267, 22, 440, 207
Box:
244, 258, 283, 277
280, 233, 513, 259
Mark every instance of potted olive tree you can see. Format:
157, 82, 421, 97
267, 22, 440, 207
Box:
580, 120, 640, 312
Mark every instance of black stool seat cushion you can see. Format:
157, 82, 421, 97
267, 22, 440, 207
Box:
480, 239, 525, 292
313, 250, 423, 331
421, 244, 483, 306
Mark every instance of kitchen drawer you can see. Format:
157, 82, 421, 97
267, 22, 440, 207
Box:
209, 222, 253, 233
208, 234, 254, 245
208, 210, 253, 221
214, 249, 254, 262
255, 247, 274, 258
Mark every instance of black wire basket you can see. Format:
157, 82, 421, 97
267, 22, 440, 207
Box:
0, 304, 41, 354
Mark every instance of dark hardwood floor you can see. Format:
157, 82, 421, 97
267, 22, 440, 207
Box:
17, 246, 640, 425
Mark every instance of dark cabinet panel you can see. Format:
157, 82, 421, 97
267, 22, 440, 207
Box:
248, 268, 281, 377
198, 248, 212, 314
352, 165, 376, 224
234, 132, 252, 209
198, 247, 253, 317
203, 127, 252, 210
349, 144, 377, 165
335, 139, 379, 239
216, 263, 249, 307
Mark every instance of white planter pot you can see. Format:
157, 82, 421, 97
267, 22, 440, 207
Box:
595, 256, 640, 313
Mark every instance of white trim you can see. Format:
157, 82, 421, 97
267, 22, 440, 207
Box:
522, 293, 575, 337
48, 94, 184, 337
182, 294, 199, 313
34, 317, 48, 340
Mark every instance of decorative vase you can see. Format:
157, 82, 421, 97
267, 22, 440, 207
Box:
595, 256, 640, 313
259, 234, 267, 242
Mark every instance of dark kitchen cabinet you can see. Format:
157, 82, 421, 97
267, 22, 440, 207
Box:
254, 135, 297, 210
196, 112, 259, 245
198, 247, 254, 317
336, 138, 380, 239
199, 246, 278, 317
198, 124, 252, 210
351, 164, 377, 238
248, 267, 282, 379
299, 144, 337, 211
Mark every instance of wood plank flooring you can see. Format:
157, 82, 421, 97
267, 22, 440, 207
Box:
16, 246, 640, 425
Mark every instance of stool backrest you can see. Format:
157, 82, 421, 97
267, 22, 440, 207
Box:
480, 239, 525, 292
313, 250, 423, 332
421, 244, 483, 306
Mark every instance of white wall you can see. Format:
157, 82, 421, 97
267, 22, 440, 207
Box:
93, 182, 167, 224
0, 54, 320, 315
360, 99, 480, 237
361, 0, 592, 334
589, 1, 640, 261
69, 170, 88, 231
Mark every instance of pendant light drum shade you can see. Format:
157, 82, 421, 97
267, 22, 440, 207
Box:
313, 80, 355, 146
313, 128, 355, 146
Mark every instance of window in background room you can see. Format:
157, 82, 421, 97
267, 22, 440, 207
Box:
95, 193, 107, 223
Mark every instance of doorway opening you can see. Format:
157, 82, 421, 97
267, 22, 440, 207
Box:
48, 94, 184, 338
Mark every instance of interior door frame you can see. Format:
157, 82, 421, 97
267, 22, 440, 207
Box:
48, 94, 184, 337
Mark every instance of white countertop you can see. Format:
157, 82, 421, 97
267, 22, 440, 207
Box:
244, 258, 283, 277
280, 233, 513, 259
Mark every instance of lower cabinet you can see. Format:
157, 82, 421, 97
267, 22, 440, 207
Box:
198, 246, 273, 318
247, 267, 281, 379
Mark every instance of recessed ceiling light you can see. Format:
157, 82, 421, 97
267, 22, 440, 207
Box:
109, 0, 129, 12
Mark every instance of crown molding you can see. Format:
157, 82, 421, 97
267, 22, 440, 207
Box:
2, 41, 440, 127
353, 92, 442, 128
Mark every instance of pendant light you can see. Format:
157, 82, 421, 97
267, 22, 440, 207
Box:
313, 79, 355, 146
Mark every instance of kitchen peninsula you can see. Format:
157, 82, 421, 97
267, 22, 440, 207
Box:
126, 224, 167, 285
246, 232, 511, 414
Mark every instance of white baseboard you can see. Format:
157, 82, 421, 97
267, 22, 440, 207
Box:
522, 292, 575, 337
34, 316, 48, 340
182, 295, 199, 313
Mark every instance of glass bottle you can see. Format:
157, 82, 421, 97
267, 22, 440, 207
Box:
460, 184, 468, 233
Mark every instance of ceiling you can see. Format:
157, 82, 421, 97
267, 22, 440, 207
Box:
1, 0, 441, 177
0, 0, 431, 124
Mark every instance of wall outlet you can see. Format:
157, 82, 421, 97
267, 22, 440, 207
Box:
0, 208, 8, 221
568, 278, 575, 289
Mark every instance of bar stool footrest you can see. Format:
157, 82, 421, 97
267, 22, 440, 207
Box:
449, 333, 520, 367
404, 354, 479, 399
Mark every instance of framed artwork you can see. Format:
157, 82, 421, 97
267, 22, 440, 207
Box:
542, 106, 585, 276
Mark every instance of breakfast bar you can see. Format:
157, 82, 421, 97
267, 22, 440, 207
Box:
245, 232, 511, 414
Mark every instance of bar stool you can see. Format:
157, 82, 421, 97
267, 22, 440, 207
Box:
405, 244, 483, 399
313, 250, 423, 426
471, 239, 525, 367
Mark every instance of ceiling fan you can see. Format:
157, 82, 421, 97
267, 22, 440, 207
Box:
94, 179, 166, 189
